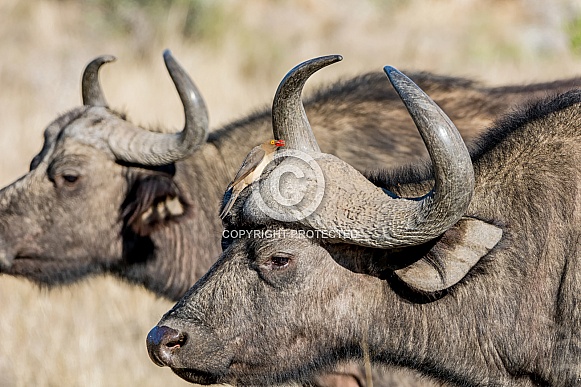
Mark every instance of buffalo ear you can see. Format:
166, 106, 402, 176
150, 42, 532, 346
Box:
122, 174, 190, 236
394, 217, 502, 292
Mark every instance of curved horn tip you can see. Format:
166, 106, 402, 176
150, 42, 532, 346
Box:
91, 55, 117, 66
82, 55, 117, 107
383, 65, 434, 104
163, 49, 174, 62
162, 49, 191, 82
383, 65, 409, 85
278, 54, 344, 93
103, 55, 116, 63
324, 54, 343, 63
383, 65, 398, 75
300, 54, 343, 69
285, 55, 343, 79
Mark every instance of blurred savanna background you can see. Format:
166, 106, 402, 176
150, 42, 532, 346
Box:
1, 0, 581, 385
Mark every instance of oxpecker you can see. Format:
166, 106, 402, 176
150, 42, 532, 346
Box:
219, 140, 285, 219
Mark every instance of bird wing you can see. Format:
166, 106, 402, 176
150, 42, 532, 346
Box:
227, 146, 267, 189
219, 188, 235, 219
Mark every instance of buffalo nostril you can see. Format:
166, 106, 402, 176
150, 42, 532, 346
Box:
146, 325, 188, 367
149, 325, 187, 347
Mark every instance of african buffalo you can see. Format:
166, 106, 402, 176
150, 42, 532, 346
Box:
2, 51, 581, 387
148, 56, 581, 386
1, 52, 579, 297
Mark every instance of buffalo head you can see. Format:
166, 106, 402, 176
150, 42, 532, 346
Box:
147, 56, 504, 385
0, 51, 207, 288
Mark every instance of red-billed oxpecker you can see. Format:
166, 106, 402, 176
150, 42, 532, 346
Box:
219, 139, 285, 219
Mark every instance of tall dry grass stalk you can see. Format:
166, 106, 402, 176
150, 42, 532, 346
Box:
1, 0, 581, 385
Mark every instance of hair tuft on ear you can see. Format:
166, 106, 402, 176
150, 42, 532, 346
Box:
121, 174, 191, 236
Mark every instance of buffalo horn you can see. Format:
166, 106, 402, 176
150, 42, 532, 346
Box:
107, 50, 209, 165
272, 55, 342, 153
82, 55, 116, 107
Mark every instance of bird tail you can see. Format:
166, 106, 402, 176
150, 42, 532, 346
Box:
219, 189, 235, 219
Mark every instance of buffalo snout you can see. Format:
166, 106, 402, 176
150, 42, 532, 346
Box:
146, 321, 233, 385
146, 325, 188, 368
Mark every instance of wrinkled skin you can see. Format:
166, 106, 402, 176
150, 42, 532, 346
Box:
2, 69, 580, 295
151, 87, 581, 386
3, 62, 581, 387
0, 107, 126, 278
0, 104, 222, 298
156, 236, 376, 386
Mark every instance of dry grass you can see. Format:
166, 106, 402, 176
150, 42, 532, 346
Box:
1, 0, 581, 385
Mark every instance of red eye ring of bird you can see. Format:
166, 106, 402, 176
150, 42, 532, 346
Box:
270, 139, 286, 147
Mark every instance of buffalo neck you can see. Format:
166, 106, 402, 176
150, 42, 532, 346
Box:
346, 94, 581, 385
326, 222, 570, 386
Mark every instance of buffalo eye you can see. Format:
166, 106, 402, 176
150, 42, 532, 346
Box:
271, 255, 290, 268
54, 172, 81, 189
265, 252, 294, 270
47, 158, 85, 190
256, 251, 297, 286
62, 174, 79, 184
